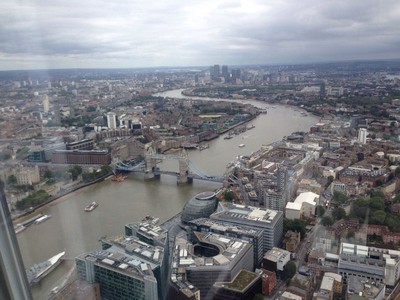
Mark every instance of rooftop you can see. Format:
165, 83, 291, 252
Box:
211, 203, 282, 226
214, 269, 258, 291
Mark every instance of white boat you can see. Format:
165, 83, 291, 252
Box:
26, 251, 65, 286
85, 202, 98, 212
14, 223, 26, 234
34, 214, 51, 224
238, 144, 245, 148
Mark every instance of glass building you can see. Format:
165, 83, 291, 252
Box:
181, 191, 218, 224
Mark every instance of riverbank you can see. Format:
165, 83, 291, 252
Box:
12, 173, 113, 223
180, 88, 322, 119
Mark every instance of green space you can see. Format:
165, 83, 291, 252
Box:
350, 190, 400, 231
224, 270, 257, 290
16, 190, 49, 210
284, 218, 307, 239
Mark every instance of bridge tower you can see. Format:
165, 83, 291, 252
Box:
144, 147, 158, 180
177, 149, 192, 185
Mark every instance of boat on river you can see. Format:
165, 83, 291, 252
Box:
14, 223, 26, 234
34, 214, 51, 225
112, 174, 128, 182
238, 144, 245, 148
85, 202, 98, 212
26, 251, 65, 286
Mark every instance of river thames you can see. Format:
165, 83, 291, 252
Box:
16, 89, 319, 299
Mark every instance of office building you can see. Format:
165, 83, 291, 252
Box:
262, 247, 291, 272
76, 251, 158, 300
100, 235, 168, 299
358, 128, 367, 144
51, 149, 111, 165
187, 218, 264, 266
125, 216, 168, 249
107, 112, 117, 129
338, 243, 400, 286
170, 232, 254, 300
210, 203, 284, 252
181, 191, 218, 224
285, 192, 319, 220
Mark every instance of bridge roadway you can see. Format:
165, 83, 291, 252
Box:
115, 161, 224, 183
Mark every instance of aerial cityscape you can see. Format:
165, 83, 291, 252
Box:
0, 61, 400, 300
1, 1, 400, 300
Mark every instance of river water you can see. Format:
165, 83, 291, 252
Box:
16, 89, 318, 299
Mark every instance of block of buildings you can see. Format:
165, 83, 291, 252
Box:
338, 243, 400, 287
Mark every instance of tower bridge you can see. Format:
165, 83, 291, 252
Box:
115, 147, 224, 185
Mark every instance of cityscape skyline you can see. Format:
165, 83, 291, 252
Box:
1, 0, 400, 71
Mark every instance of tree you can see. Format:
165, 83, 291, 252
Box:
7, 175, 17, 185
325, 175, 334, 189
223, 190, 235, 201
68, 165, 83, 181
347, 231, 355, 239
332, 207, 346, 220
283, 261, 296, 280
316, 205, 325, 217
333, 191, 347, 204
43, 170, 54, 179
370, 210, 386, 225
321, 216, 334, 226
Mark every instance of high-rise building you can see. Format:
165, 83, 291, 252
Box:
42, 95, 49, 113
213, 64, 220, 78
358, 128, 367, 144
222, 65, 228, 77
107, 112, 117, 129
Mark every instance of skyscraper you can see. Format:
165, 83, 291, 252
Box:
42, 95, 49, 113
107, 112, 117, 129
358, 128, 367, 144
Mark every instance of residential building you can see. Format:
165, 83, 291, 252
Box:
358, 128, 367, 144
106, 112, 117, 129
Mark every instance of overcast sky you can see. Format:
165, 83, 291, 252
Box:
1, 0, 399, 70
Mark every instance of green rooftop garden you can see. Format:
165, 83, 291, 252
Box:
223, 270, 257, 291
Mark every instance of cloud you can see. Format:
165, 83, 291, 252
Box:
0, 0, 399, 70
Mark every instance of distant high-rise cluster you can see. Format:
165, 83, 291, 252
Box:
209, 64, 241, 83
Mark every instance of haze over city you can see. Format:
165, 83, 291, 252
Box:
1, 0, 400, 70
